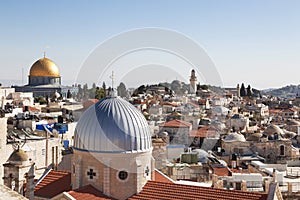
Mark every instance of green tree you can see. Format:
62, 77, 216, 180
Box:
240, 83, 246, 97
117, 82, 128, 97
247, 85, 252, 97
67, 89, 72, 98
83, 83, 89, 100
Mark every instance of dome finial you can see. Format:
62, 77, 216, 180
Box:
43, 51, 46, 58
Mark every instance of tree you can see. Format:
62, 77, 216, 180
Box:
95, 88, 106, 99
200, 84, 209, 90
76, 84, 83, 100
89, 83, 97, 98
102, 81, 107, 97
117, 82, 128, 97
240, 83, 246, 97
247, 85, 252, 97
67, 89, 72, 98
83, 83, 89, 100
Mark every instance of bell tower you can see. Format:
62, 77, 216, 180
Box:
189, 69, 197, 94
3, 147, 35, 198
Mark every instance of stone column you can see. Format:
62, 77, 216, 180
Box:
25, 163, 35, 200
103, 159, 110, 197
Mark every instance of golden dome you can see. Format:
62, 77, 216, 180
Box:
29, 57, 60, 77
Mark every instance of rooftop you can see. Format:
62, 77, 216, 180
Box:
34, 170, 71, 198
129, 181, 268, 200
159, 119, 192, 128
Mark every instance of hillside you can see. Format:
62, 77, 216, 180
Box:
262, 84, 300, 98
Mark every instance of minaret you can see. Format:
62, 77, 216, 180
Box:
189, 69, 197, 94
237, 84, 240, 98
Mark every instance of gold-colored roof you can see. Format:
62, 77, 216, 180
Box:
29, 57, 60, 77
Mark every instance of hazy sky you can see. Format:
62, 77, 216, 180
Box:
0, 0, 299, 89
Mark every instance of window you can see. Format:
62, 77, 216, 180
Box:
41, 149, 45, 156
87, 169, 96, 179
280, 145, 285, 156
118, 171, 128, 180
144, 166, 150, 177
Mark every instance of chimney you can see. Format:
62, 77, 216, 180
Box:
25, 163, 35, 200
241, 180, 247, 191
272, 169, 277, 183
264, 179, 270, 193
288, 182, 293, 194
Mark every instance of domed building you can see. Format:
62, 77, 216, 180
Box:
72, 94, 154, 200
3, 148, 35, 197
14, 55, 77, 97
28, 57, 61, 86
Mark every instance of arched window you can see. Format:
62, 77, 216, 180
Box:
280, 145, 285, 156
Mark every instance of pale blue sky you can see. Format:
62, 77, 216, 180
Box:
0, 0, 299, 89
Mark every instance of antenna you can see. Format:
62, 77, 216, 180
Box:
43, 51, 46, 58
22, 67, 24, 85
109, 71, 117, 97
110, 71, 115, 89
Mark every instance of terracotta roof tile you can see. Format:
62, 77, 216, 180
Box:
68, 185, 115, 200
163, 102, 178, 107
129, 181, 268, 200
154, 170, 174, 184
190, 126, 217, 137
213, 167, 231, 176
34, 170, 71, 198
159, 119, 192, 128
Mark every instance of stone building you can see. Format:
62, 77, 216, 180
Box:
2, 148, 35, 198
221, 125, 300, 165
159, 119, 192, 146
72, 95, 154, 200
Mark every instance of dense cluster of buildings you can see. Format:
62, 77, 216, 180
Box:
1, 56, 300, 199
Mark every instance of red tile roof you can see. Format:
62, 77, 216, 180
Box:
231, 168, 249, 174
68, 185, 115, 200
269, 109, 282, 114
34, 170, 71, 198
282, 108, 297, 113
163, 102, 178, 107
213, 167, 231, 177
26, 106, 40, 112
129, 181, 268, 200
190, 126, 217, 137
83, 99, 99, 109
154, 170, 174, 184
198, 99, 208, 105
159, 119, 192, 128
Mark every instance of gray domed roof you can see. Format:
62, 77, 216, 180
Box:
224, 132, 246, 142
74, 96, 152, 153
8, 148, 28, 164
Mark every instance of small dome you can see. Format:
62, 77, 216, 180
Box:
263, 124, 284, 136
29, 57, 60, 77
224, 132, 246, 142
247, 133, 262, 141
286, 119, 300, 126
74, 96, 152, 152
8, 148, 28, 163
192, 149, 209, 163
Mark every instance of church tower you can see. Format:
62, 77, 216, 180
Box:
189, 69, 197, 94
3, 147, 35, 198
72, 93, 154, 200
